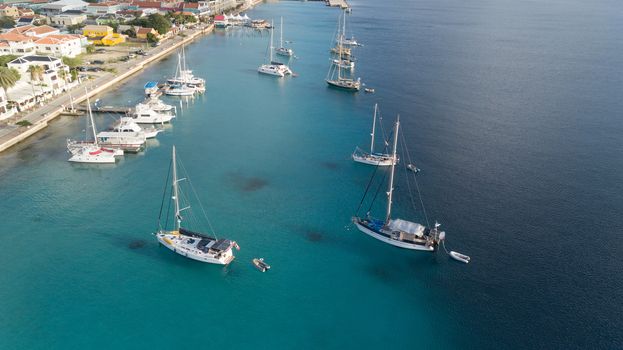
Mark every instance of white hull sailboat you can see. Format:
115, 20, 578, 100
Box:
352, 116, 445, 251
275, 17, 294, 57
352, 104, 397, 166
327, 11, 360, 91
166, 48, 205, 95
155, 146, 239, 265
259, 20, 292, 77
67, 91, 119, 164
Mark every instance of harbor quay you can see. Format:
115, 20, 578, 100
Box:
0, 24, 214, 153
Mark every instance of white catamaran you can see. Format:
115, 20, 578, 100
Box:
258, 20, 292, 77
67, 91, 122, 163
352, 104, 397, 166
155, 146, 239, 265
352, 116, 446, 251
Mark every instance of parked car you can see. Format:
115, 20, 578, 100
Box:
128, 53, 136, 59
92, 60, 105, 65
95, 48, 106, 53
119, 56, 130, 62
77, 66, 88, 72
87, 67, 103, 72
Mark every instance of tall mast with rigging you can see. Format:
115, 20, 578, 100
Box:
172, 145, 181, 230
385, 116, 400, 223
370, 103, 377, 154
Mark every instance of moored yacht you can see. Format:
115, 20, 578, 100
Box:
259, 20, 292, 77
131, 103, 175, 124
352, 116, 445, 251
115, 117, 161, 139
352, 104, 397, 166
275, 17, 294, 57
155, 146, 239, 265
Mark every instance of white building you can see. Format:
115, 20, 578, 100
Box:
0, 88, 17, 121
35, 34, 83, 58
7, 56, 74, 112
40, 0, 89, 16
86, 2, 126, 15
50, 12, 87, 26
0, 32, 36, 55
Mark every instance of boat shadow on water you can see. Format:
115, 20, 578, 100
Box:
227, 172, 269, 193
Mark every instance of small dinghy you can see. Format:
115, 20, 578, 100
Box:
407, 163, 420, 173
450, 251, 470, 264
364, 88, 375, 93
253, 258, 271, 272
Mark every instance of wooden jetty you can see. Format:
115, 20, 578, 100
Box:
75, 105, 133, 114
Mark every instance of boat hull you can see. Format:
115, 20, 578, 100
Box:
258, 65, 285, 77
326, 79, 360, 91
352, 153, 397, 166
353, 219, 436, 251
156, 232, 235, 265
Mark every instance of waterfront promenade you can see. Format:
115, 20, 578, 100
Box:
0, 24, 214, 153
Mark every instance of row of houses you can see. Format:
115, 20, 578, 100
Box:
0, 25, 84, 57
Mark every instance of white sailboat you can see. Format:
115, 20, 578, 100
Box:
352, 104, 397, 166
275, 17, 294, 57
67, 92, 120, 163
165, 49, 203, 96
326, 11, 360, 91
336, 10, 360, 47
258, 20, 292, 77
155, 146, 239, 265
352, 116, 446, 251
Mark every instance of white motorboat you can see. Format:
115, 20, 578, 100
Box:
155, 146, 240, 265
450, 251, 470, 264
131, 103, 175, 124
352, 116, 446, 251
352, 104, 397, 166
144, 81, 160, 97
259, 20, 292, 77
96, 130, 145, 153
67, 91, 119, 164
116, 117, 161, 139
144, 98, 175, 113
275, 17, 294, 57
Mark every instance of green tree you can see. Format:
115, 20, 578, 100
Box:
146, 32, 159, 44
0, 54, 19, 67
86, 44, 95, 54
66, 23, 85, 34
146, 13, 171, 35
0, 16, 15, 29
0, 67, 21, 103
123, 28, 137, 38
62, 56, 83, 68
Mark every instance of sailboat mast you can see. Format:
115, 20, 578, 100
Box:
385, 116, 400, 223
370, 103, 377, 154
280, 17, 284, 48
85, 90, 97, 146
172, 146, 181, 230
269, 20, 274, 62
337, 15, 343, 79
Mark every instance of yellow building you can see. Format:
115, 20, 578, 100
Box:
82, 25, 125, 46
136, 27, 159, 41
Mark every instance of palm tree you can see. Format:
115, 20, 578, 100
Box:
0, 67, 20, 110
27, 65, 44, 103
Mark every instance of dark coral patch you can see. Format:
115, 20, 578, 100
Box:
129, 240, 147, 249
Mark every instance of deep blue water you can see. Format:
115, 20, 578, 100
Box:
1, 0, 622, 348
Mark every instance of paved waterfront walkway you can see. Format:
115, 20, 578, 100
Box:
0, 24, 213, 153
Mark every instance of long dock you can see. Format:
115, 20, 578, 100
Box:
74, 105, 132, 114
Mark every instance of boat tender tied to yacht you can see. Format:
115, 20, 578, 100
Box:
155, 146, 239, 265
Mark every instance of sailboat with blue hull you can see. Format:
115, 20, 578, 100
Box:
352, 116, 445, 251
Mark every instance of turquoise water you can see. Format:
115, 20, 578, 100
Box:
1, 0, 622, 348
